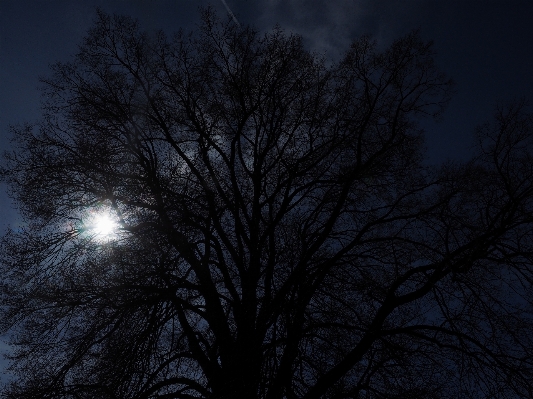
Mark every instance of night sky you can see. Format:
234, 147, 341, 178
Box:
0, 0, 533, 375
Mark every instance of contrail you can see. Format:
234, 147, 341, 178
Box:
220, 0, 241, 27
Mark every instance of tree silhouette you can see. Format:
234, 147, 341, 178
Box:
1, 9, 533, 399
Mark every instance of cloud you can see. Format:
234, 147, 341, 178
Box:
253, 0, 423, 61
255, 0, 362, 60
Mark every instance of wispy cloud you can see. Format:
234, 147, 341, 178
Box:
254, 0, 421, 60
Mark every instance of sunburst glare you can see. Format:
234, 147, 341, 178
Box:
82, 209, 120, 242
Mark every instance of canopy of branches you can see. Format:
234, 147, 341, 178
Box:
1, 9, 533, 399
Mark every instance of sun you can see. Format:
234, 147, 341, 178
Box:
93, 213, 117, 237
83, 210, 119, 241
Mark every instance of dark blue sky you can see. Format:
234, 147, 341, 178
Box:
1, 0, 533, 232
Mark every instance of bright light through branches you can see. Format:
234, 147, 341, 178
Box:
83, 210, 119, 241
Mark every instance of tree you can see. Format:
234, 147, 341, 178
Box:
1, 9, 533, 399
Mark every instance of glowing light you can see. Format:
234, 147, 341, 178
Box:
83, 210, 119, 241
93, 213, 116, 237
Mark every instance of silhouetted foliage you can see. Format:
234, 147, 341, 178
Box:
2, 9, 533, 399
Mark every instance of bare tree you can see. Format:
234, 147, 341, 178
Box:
1, 9, 533, 399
